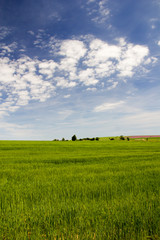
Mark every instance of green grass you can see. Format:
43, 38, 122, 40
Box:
0, 140, 160, 239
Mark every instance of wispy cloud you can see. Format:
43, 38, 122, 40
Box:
0, 42, 17, 57
94, 101, 125, 112
0, 120, 42, 140
0, 26, 12, 40
107, 81, 118, 90
28, 30, 35, 36
85, 0, 110, 25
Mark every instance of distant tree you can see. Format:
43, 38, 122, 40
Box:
96, 137, 99, 141
72, 135, 77, 141
62, 138, 65, 141
120, 135, 125, 140
91, 138, 95, 141
127, 137, 130, 141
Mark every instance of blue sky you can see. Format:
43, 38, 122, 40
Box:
0, 0, 160, 140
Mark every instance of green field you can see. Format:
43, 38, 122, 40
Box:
0, 139, 160, 239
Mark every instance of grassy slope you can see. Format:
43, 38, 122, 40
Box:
0, 140, 160, 239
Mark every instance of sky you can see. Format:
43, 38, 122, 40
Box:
0, 0, 160, 140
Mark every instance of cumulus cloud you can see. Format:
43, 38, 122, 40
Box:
0, 56, 55, 114
58, 40, 87, 81
78, 68, 98, 86
34, 35, 151, 84
56, 77, 77, 88
94, 101, 125, 112
39, 60, 57, 78
85, 39, 121, 66
0, 34, 152, 116
59, 40, 87, 60
117, 44, 149, 77
83, 38, 150, 79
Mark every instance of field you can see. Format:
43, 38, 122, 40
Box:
0, 138, 160, 239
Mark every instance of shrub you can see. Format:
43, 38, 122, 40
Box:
96, 137, 99, 141
120, 135, 125, 140
109, 138, 114, 140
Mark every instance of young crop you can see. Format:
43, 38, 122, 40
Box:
0, 140, 160, 239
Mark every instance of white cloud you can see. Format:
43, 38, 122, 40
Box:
33, 35, 151, 86
0, 42, 17, 56
94, 101, 125, 112
158, 41, 160, 46
58, 110, 73, 120
0, 26, 11, 40
64, 94, 71, 98
86, 39, 121, 66
0, 35, 152, 117
0, 121, 39, 140
117, 44, 149, 77
121, 111, 160, 130
59, 40, 87, 60
107, 81, 118, 90
86, 87, 97, 91
39, 60, 57, 78
0, 56, 55, 114
86, 0, 110, 24
87, 0, 96, 3
83, 38, 150, 79
78, 68, 98, 86
117, 38, 127, 47
56, 77, 77, 88
16, 91, 30, 106
28, 30, 35, 36
0, 58, 16, 83
56, 39, 88, 82
99, 0, 110, 17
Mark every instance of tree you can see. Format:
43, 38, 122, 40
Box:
72, 135, 77, 141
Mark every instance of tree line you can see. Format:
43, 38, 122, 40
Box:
53, 135, 99, 141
